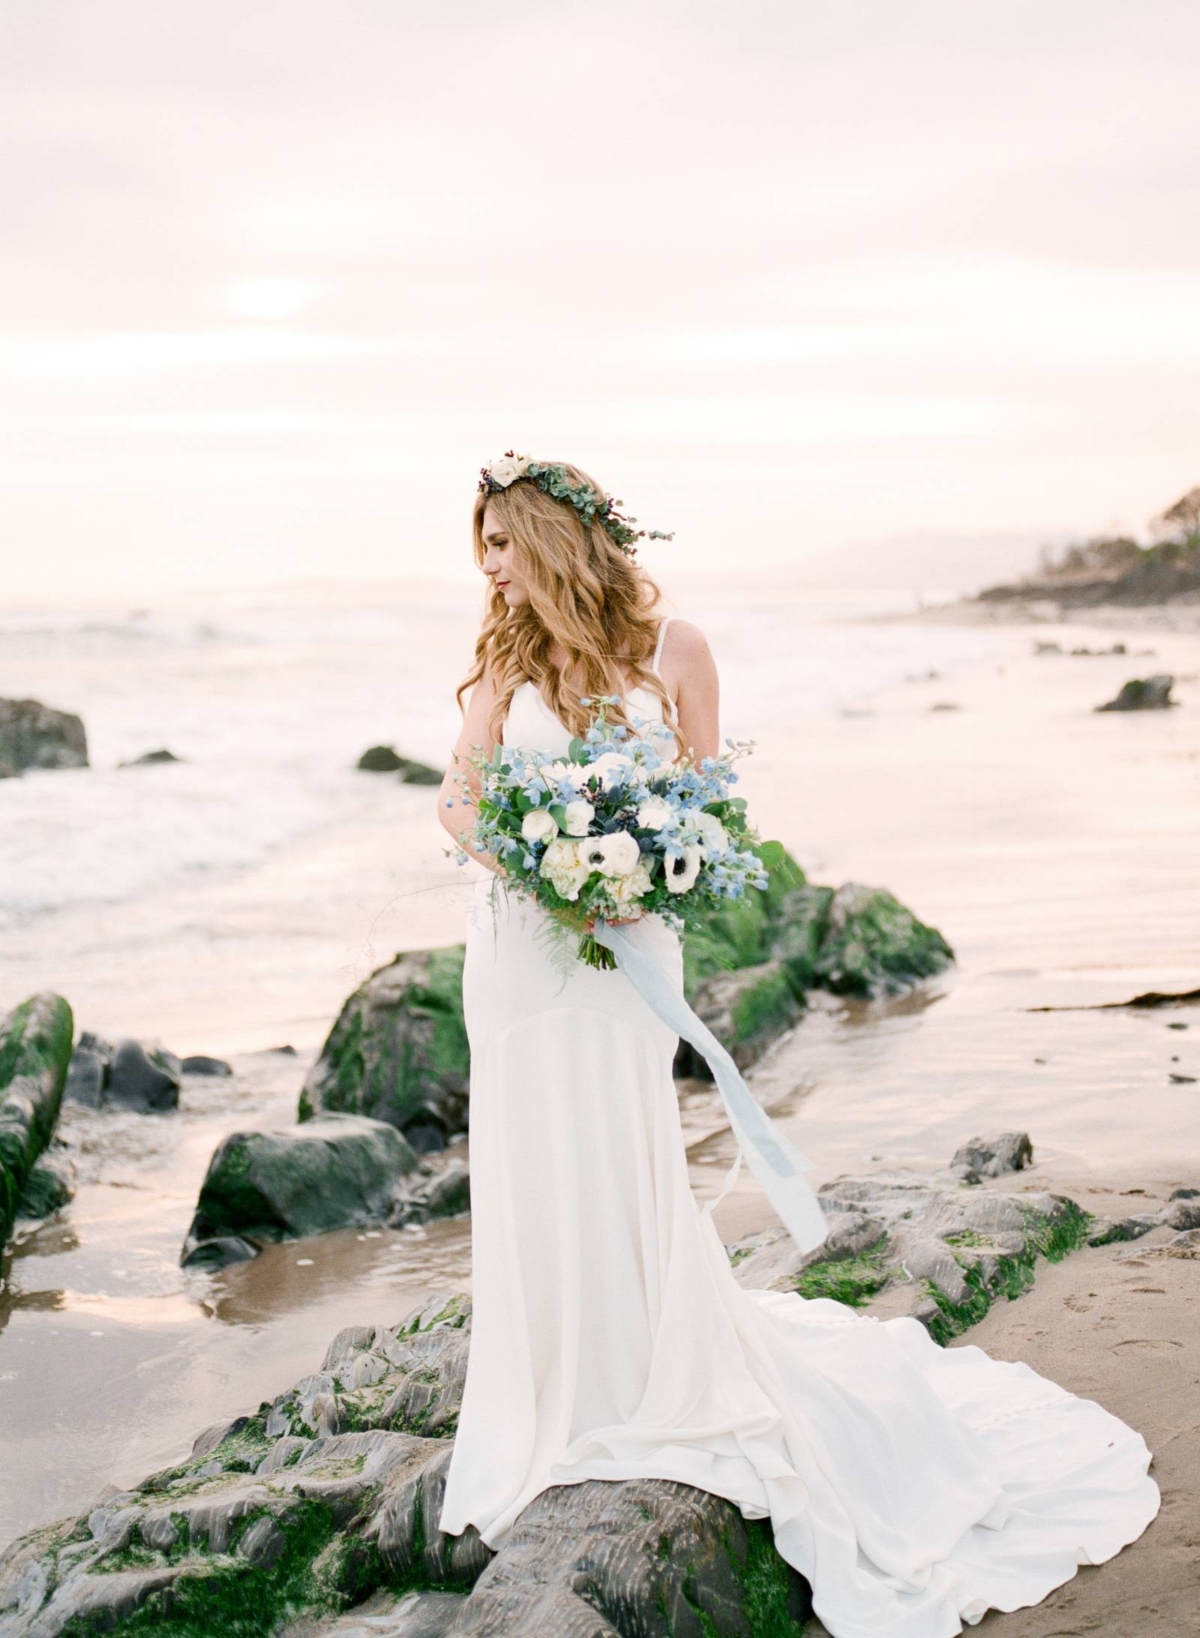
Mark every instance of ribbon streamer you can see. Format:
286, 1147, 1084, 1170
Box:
592, 922, 829, 1254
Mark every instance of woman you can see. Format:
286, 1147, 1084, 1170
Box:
434, 457, 1159, 1637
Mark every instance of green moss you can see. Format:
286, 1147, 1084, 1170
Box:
730, 965, 798, 1045
0, 1000, 30, 1090
738, 1519, 808, 1637
792, 1244, 895, 1307
1, 994, 74, 1245
922, 1201, 1093, 1346
59, 1499, 337, 1638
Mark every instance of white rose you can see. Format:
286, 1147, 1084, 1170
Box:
539, 837, 589, 900
577, 830, 641, 877
664, 842, 702, 895
692, 810, 729, 857
487, 452, 530, 488
540, 760, 591, 793
562, 798, 595, 837
609, 860, 654, 906
588, 751, 634, 791
635, 795, 673, 832
521, 808, 559, 844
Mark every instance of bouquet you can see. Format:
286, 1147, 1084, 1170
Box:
450, 694, 769, 969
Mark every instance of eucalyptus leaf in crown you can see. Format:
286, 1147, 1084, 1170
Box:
447, 695, 767, 969
478, 451, 675, 558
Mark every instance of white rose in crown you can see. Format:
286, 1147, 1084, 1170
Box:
665, 842, 702, 894
562, 799, 595, 837
579, 831, 641, 877
635, 795, 673, 832
487, 451, 531, 488
521, 809, 559, 844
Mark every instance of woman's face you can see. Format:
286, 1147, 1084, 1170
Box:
480, 503, 531, 607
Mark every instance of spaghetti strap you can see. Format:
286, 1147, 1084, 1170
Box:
651, 615, 673, 677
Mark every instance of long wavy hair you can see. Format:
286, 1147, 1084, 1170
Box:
456, 462, 685, 754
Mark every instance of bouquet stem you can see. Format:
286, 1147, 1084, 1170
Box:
578, 932, 617, 971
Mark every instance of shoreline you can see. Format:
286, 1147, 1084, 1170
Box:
875, 594, 1200, 634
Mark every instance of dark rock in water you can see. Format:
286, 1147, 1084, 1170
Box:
118, 748, 183, 767
950, 1132, 1034, 1181
357, 745, 445, 784
180, 1054, 233, 1077
682, 959, 803, 1075
1095, 674, 1177, 712
0, 1292, 810, 1638
16, 1146, 75, 1219
0, 992, 74, 1246
65, 1034, 182, 1110
105, 1040, 180, 1111
181, 1113, 422, 1266
0, 697, 88, 770
810, 883, 954, 998
390, 1155, 470, 1227
180, 1232, 260, 1270
64, 1039, 108, 1107
929, 701, 962, 712
395, 757, 445, 786
300, 948, 470, 1148
358, 743, 405, 771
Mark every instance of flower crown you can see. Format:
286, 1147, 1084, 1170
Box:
477, 451, 674, 558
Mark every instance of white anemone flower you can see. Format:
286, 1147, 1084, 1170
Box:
578, 831, 641, 877
664, 842, 703, 894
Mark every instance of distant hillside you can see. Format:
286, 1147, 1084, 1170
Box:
972, 486, 1200, 610
791, 530, 1046, 597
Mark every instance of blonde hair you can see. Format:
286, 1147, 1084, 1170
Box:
457, 462, 685, 754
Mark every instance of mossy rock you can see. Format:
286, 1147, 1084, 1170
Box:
682, 840, 806, 995
0, 991, 74, 1245
811, 883, 953, 998
767, 884, 836, 993
181, 1114, 420, 1264
682, 960, 804, 1076
300, 948, 469, 1150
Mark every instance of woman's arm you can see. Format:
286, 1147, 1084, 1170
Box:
661, 618, 720, 763
436, 666, 503, 874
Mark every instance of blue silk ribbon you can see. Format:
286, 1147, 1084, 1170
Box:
591, 922, 829, 1254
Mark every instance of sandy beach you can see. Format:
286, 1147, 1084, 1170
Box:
2, 589, 1198, 1633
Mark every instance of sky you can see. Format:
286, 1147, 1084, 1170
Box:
3, 0, 1199, 600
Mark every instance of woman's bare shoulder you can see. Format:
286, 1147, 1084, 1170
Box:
660, 617, 713, 666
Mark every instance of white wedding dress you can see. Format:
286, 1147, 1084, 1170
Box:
437, 619, 1159, 1637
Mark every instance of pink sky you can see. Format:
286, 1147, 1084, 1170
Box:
3, 0, 1199, 597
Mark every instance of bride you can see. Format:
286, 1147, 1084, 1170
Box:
433, 456, 1159, 1637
